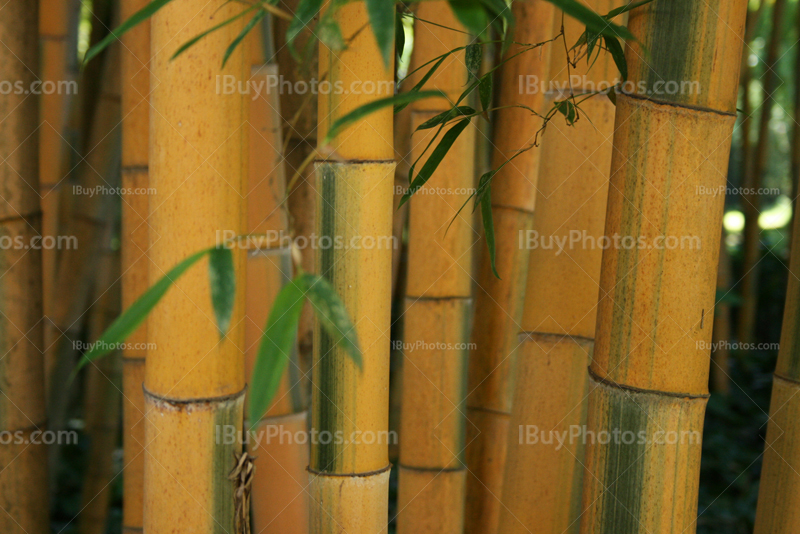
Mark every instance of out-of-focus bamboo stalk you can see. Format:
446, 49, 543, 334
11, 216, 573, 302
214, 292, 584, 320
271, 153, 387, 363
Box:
0, 1, 49, 532
711, 234, 732, 394
464, 4, 554, 533
144, 1, 248, 532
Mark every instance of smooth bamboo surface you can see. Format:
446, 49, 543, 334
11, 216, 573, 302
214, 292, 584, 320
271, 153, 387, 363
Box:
464, 4, 554, 532
120, 0, 150, 529
581, 1, 746, 532
0, 2, 48, 532
144, 1, 248, 532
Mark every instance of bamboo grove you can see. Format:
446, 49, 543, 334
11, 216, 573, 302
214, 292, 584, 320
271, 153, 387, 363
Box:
4, 0, 800, 532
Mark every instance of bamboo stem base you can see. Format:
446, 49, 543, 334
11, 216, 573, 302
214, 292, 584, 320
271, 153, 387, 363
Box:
397, 467, 466, 534
308, 467, 391, 534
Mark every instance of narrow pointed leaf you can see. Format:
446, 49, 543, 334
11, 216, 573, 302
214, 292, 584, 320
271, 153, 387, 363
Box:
448, 0, 488, 37
416, 106, 476, 130
544, 0, 633, 40
317, 17, 345, 51
603, 35, 627, 81
288, 0, 322, 45
299, 273, 362, 369
395, 11, 406, 59
222, 11, 266, 67
84, 0, 175, 65
366, 0, 395, 67
480, 175, 499, 278
479, 74, 492, 112
248, 278, 307, 424
396, 56, 448, 112
466, 43, 482, 80
171, 6, 256, 61
72, 248, 210, 377
208, 246, 236, 338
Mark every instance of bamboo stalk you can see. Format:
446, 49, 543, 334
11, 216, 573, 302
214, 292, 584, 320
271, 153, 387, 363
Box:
79, 221, 122, 534
754, 193, 800, 531
463, 4, 554, 533
740, 0, 786, 344
396, 5, 474, 533
309, 3, 394, 532
144, 2, 248, 532
245, 25, 309, 533
496, 5, 617, 533
580, 2, 746, 532
0, 1, 49, 532
711, 234, 732, 394
119, 0, 150, 530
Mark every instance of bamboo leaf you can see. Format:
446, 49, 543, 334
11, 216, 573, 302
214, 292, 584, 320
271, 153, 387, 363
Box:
72, 248, 210, 377
171, 6, 256, 61
605, 0, 654, 19
208, 246, 236, 338
325, 90, 446, 143
84, 0, 175, 65
479, 173, 499, 279
466, 43, 482, 80
400, 118, 471, 206
448, 0, 488, 37
222, 10, 266, 67
479, 74, 492, 112
396, 56, 448, 112
416, 106, 476, 130
395, 10, 406, 59
248, 277, 307, 424
544, 0, 633, 40
288, 0, 322, 46
299, 273, 363, 369
555, 99, 577, 125
603, 35, 627, 81
366, 0, 395, 67
317, 17, 345, 51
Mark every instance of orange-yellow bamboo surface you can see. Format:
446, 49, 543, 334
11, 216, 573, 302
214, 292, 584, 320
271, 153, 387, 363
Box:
580, 1, 746, 533
497, 6, 617, 531
119, 0, 150, 530
144, 1, 248, 532
0, 2, 48, 533
464, 3, 554, 533
397, 3, 474, 533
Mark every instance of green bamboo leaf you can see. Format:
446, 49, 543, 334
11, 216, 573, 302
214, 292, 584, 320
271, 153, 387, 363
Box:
72, 248, 210, 378
395, 11, 406, 59
448, 0, 488, 37
479, 74, 492, 112
466, 43, 482, 80
544, 0, 633, 40
555, 99, 577, 125
222, 10, 266, 67
317, 17, 345, 51
325, 90, 446, 143
288, 0, 322, 46
603, 35, 627, 81
299, 273, 362, 369
399, 118, 472, 207
366, 0, 395, 67
479, 173, 499, 279
605, 0, 654, 19
606, 86, 617, 106
396, 56, 448, 112
416, 106, 476, 130
84, 0, 175, 65
171, 6, 256, 61
208, 246, 236, 338
248, 277, 307, 424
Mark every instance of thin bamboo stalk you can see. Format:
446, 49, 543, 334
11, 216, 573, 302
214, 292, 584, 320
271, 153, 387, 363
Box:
496, 5, 617, 533
711, 234, 732, 394
754, 195, 800, 532
119, 0, 150, 530
580, 1, 746, 532
740, 0, 786, 344
79, 221, 122, 534
0, 1, 49, 532
396, 4, 474, 533
309, 2, 394, 532
463, 4, 554, 533
245, 25, 309, 534
144, 2, 248, 532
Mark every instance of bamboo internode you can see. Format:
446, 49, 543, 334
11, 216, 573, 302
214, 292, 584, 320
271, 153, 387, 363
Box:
144, 1, 248, 532
580, 1, 746, 532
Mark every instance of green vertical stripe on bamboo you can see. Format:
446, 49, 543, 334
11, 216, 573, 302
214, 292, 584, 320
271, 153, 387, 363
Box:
581, 1, 746, 533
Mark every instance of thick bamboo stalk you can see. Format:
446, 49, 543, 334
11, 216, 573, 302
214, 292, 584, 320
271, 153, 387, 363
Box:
754, 206, 800, 531
119, 0, 150, 531
310, 3, 394, 532
0, 2, 49, 532
463, 4, 554, 533
580, 2, 746, 533
740, 0, 786, 344
144, 2, 248, 532
246, 27, 309, 529
396, 4, 473, 533
496, 5, 617, 532
79, 223, 122, 534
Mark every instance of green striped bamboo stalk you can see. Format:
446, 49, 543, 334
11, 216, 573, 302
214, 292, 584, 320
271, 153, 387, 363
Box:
580, 2, 746, 532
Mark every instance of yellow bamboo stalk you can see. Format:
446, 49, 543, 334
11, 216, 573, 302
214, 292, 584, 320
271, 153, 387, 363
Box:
580, 2, 746, 532
496, 5, 617, 533
0, 2, 48, 532
711, 235, 732, 394
310, 2, 394, 532
396, 4, 473, 533
144, 2, 248, 532
79, 222, 122, 534
245, 25, 309, 534
119, 1, 150, 531
463, 4, 554, 533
